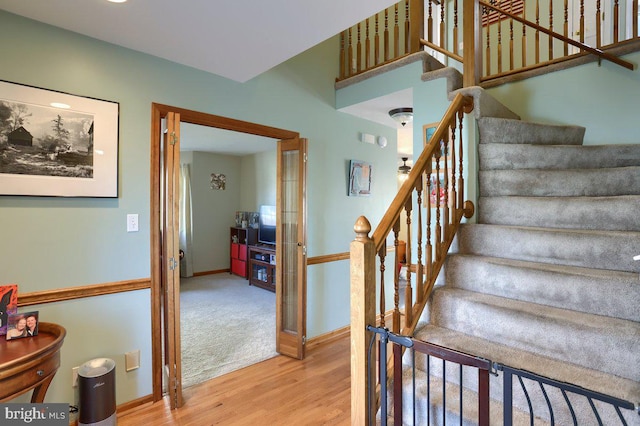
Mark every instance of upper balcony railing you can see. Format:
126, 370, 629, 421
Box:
338, 0, 639, 85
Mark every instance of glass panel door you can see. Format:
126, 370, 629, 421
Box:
276, 138, 307, 359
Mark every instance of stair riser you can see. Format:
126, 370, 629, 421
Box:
456, 224, 640, 273
478, 196, 640, 231
479, 144, 640, 170
444, 255, 640, 322
477, 117, 585, 145
479, 167, 640, 197
428, 290, 639, 381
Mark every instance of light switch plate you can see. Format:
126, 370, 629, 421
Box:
126, 214, 139, 233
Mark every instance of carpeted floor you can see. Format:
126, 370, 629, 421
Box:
180, 274, 277, 388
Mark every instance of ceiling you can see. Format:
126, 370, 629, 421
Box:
0, 0, 412, 159
0, 0, 398, 83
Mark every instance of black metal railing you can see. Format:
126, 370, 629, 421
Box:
371, 329, 639, 425
500, 364, 638, 426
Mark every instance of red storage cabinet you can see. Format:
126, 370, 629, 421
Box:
229, 227, 257, 278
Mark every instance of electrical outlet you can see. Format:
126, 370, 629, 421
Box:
72, 366, 79, 388
125, 350, 140, 372
127, 214, 139, 233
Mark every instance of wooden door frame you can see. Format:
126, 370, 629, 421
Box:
150, 103, 300, 401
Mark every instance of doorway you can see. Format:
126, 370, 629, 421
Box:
150, 103, 308, 407
178, 123, 279, 389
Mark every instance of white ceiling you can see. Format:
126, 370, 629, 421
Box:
0, 0, 398, 83
0, 0, 412, 159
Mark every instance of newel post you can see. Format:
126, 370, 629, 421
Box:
463, 0, 482, 86
350, 216, 376, 425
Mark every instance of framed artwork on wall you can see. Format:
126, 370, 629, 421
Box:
423, 122, 454, 208
348, 159, 372, 197
0, 80, 119, 197
210, 173, 226, 190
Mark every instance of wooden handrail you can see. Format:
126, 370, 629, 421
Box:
421, 38, 464, 62
350, 93, 475, 424
478, 0, 635, 71
370, 94, 473, 253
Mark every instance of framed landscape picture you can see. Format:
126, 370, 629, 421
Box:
0, 80, 119, 197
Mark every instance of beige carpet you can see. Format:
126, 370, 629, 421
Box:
179, 274, 277, 388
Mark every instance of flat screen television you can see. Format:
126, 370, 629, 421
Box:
258, 205, 276, 245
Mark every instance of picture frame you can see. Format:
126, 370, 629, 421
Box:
6, 310, 39, 340
423, 122, 453, 208
210, 173, 226, 190
0, 80, 119, 197
348, 159, 372, 197
0, 284, 18, 336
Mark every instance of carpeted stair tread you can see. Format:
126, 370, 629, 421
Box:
479, 143, 640, 170
479, 166, 640, 197
456, 223, 640, 273
444, 254, 640, 322
421, 66, 463, 95
426, 289, 640, 382
449, 86, 521, 120
478, 195, 640, 231
411, 325, 640, 419
477, 117, 585, 144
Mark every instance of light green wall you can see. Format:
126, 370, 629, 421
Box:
185, 149, 277, 273
487, 50, 640, 145
241, 150, 278, 210
0, 10, 396, 406
189, 152, 242, 272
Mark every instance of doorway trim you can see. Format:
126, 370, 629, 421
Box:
150, 102, 300, 402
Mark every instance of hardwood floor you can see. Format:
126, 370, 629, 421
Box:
117, 335, 350, 425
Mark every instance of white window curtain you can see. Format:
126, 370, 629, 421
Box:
179, 164, 194, 278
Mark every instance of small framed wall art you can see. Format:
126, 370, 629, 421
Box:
348, 159, 372, 197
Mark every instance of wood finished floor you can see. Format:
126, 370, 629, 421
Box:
117, 335, 350, 425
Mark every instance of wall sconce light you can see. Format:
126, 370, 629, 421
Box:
389, 108, 413, 127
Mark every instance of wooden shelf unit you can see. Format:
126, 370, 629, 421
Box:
230, 227, 257, 278
248, 245, 276, 292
